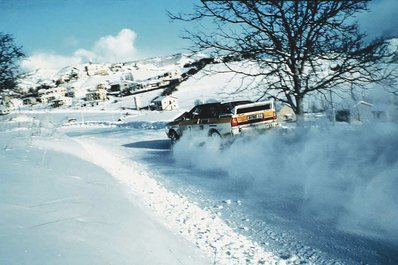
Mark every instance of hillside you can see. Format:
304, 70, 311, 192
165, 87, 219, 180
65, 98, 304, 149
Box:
3, 41, 397, 124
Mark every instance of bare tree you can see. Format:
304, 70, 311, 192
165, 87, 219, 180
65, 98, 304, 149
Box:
170, 0, 395, 116
0, 33, 25, 92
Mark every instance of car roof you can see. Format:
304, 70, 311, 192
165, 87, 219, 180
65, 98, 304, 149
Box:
195, 102, 222, 107
221, 100, 253, 104
194, 100, 253, 107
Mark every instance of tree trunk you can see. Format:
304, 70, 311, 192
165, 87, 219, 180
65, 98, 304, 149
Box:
295, 96, 305, 124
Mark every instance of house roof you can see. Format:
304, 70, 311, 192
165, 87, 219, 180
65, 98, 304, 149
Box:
152, 95, 178, 102
355, 101, 373, 108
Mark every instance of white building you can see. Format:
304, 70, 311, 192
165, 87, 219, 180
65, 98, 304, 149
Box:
351, 101, 387, 122
85, 63, 109, 76
38, 87, 67, 103
0, 106, 10, 115
277, 103, 296, 123
163, 69, 181, 80
51, 97, 73, 108
150, 95, 178, 111
86, 88, 108, 101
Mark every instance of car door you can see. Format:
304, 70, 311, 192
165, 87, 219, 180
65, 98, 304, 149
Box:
179, 105, 201, 135
198, 104, 220, 134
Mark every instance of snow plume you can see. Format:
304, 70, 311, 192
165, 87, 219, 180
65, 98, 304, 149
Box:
173, 123, 398, 242
21, 28, 138, 71
21, 52, 84, 72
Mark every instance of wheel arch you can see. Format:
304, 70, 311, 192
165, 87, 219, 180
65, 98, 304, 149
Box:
208, 128, 221, 137
168, 128, 180, 141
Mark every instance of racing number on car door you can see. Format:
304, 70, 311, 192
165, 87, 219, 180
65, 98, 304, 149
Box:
185, 106, 201, 135
184, 104, 222, 135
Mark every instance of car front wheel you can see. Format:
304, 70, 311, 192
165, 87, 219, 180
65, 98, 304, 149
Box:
169, 130, 180, 143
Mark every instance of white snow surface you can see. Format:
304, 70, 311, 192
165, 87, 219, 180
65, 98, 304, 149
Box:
0, 115, 211, 265
1, 109, 397, 265
0, 112, 282, 265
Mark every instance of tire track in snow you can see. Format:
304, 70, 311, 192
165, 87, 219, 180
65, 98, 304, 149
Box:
74, 137, 283, 265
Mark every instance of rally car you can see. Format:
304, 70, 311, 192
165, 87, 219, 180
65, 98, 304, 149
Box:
165, 100, 278, 142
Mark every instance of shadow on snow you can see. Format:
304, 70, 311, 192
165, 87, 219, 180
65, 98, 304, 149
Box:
123, 139, 172, 150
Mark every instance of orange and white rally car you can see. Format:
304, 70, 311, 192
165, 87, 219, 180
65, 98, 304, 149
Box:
165, 100, 278, 142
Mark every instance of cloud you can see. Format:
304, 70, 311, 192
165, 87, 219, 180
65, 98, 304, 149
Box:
21, 53, 83, 72
76, 28, 137, 64
95, 28, 137, 62
22, 28, 138, 72
358, 0, 398, 39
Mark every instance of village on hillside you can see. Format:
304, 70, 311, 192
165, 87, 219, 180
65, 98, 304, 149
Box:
0, 54, 216, 114
1, 55, 395, 125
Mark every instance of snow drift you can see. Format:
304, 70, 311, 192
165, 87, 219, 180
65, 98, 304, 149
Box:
173, 122, 398, 243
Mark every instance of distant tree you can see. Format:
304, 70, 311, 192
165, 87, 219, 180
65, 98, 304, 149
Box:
0, 33, 25, 92
170, 1, 395, 116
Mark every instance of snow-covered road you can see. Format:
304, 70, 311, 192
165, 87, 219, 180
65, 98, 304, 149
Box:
1, 111, 397, 265
0, 115, 210, 265
74, 124, 398, 265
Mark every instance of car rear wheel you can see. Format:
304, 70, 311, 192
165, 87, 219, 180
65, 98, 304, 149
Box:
209, 130, 221, 139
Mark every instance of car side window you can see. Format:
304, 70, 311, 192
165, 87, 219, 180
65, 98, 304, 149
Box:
208, 105, 220, 118
218, 104, 230, 115
199, 106, 212, 119
200, 104, 220, 119
190, 106, 202, 118
189, 104, 224, 119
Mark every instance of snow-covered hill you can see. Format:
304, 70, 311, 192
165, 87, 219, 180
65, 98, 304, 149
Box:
18, 53, 205, 89
9, 42, 398, 125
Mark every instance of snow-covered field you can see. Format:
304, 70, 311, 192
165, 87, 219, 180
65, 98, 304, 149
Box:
1, 109, 397, 265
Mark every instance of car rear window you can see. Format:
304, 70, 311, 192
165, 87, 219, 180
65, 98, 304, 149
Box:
236, 104, 271, 114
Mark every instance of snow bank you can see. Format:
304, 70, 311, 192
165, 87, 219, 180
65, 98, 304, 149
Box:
70, 138, 281, 265
173, 123, 398, 243
8, 115, 37, 123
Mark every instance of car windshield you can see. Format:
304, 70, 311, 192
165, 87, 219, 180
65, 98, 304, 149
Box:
186, 103, 231, 118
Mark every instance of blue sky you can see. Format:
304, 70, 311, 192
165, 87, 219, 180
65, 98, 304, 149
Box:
0, 0, 194, 56
1, 0, 397, 71
0, 0, 197, 70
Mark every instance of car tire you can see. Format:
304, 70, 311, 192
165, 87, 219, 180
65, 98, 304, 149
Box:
209, 130, 221, 139
169, 130, 179, 144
